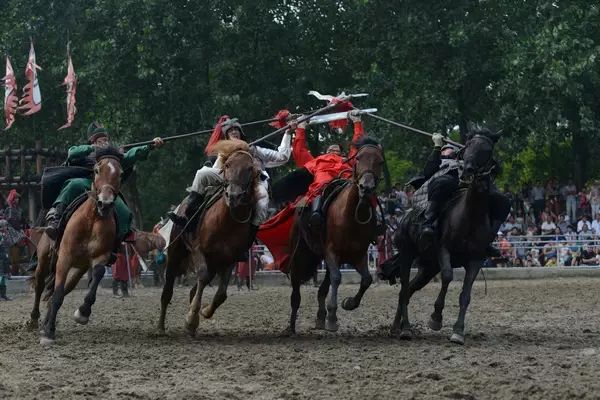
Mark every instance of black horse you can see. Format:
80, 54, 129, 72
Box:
380, 128, 510, 345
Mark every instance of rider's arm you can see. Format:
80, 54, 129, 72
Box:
66, 145, 94, 162
122, 145, 152, 170
422, 149, 442, 179
254, 131, 292, 168
347, 120, 365, 159
292, 126, 314, 168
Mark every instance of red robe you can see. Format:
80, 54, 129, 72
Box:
256, 122, 365, 273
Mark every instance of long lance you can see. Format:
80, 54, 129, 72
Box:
121, 112, 311, 149
248, 94, 358, 146
363, 112, 464, 148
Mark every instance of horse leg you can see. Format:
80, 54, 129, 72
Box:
390, 254, 414, 339
40, 258, 70, 345
26, 259, 49, 331
342, 256, 372, 311
184, 252, 209, 337
450, 260, 482, 345
288, 275, 301, 335
324, 254, 341, 332
73, 264, 106, 325
201, 264, 232, 319
157, 264, 177, 334
315, 268, 330, 330
431, 246, 453, 332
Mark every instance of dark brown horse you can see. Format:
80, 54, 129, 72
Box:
288, 138, 384, 334
157, 140, 259, 336
381, 129, 509, 345
28, 147, 124, 345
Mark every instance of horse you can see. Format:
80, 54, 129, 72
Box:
28, 147, 124, 345
381, 128, 508, 345
287, 138, 385, 334
157, 139, 259, 336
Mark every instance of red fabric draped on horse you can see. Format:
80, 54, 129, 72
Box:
157, 139, 261, 336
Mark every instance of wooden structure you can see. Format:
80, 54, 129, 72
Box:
0, 140, 66, 222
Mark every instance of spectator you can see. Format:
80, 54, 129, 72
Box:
557, 214, 569, 234
111, 251, 130, 298
540, 214, 557, 236
577, 216, 591, 233
589, 181, 600, 218
579, 223, 594, 241
565, 225, 577, 241
0, 220, 11, 300
530, 182, 545, 220
561, 180, 578, 224
498, 232, 512, 258
592, 214, 600, 235
551, 227, 565, 242
578, 190, 590, 219
577, 245, 598, 266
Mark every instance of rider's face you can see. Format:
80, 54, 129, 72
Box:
327, 145, 341, 155
227, 128, 242, 140
94, 137, 110, 148
441, 148, 455, 158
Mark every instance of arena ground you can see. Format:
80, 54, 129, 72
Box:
1, 277, 599, 399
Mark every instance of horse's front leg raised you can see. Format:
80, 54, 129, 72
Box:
201, 263, 234, 319
450, 259, 482, 345
342, 255, 372, 311
185, 251, 209, 337
324, 253, 341, 332
73, 263, 107, 325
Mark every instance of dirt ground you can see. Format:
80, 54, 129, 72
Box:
1, 277, 600, 399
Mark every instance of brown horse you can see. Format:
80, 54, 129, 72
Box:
157, 140, 259, 336
288, 138, 384, 333
30, 147, 124, 345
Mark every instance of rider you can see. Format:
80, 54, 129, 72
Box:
292, 110, 365, 228
416, 132, 510, 255
45, 122, 164, 241
167, 115, 293, 240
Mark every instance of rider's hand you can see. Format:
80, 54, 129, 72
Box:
348, 110, 361, 123
152, 137, 165, 148
432, 133, 444, 148
289, 119, 299, 130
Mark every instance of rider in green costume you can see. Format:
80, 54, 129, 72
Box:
45, 122, 164, 241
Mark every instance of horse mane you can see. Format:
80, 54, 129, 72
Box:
466, 126, 501, 143
353, 136, 380, 149
209, 139, 251, 161
95, 146, 124, 162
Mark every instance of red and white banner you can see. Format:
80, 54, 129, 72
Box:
3, 57, 18, 130
18, 42, 42, 116
58, 49, 77, 130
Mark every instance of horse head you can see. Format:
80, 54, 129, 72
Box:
92, 146, 123, 217
353, 137, 384, 199
459, 128, 501, 188
211, 139, 258, 210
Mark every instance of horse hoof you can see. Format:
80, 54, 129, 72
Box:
341, 297, 357, 311
200, 306, 213, 319
315, 319, 326, 330
449, 333, 465, 345
282, 326, 297, 337
428, 318, 442, 331
40, 336, 55, 346
325, 320, 339, 332
73, 309, 89, 325
25, 319, 39, 331
391, 328, 412, 340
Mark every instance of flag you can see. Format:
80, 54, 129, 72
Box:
58, 47, 77, 130
18, 42, 42, 116
2, 57, 18, 130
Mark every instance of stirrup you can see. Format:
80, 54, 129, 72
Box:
45, 222, 60, 240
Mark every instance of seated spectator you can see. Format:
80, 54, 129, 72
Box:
579, 223, 594, 241
525, 250, 541, 267
550, 227, 565, 242
565, 225, 577, 241
540, 214, 557, 236
577, 216, 591, 233
498, 232, 512, 258
577, 245, 598, 265
512, 257, 524, 267
557, 214, 569, 234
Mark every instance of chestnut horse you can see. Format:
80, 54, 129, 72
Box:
157, 140, 259, 336
288, 138, 384, 333
30, 147, 124, 345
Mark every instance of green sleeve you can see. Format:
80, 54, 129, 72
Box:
66, 145, 94, 162
122, 145, 152, 170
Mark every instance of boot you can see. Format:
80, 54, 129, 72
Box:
120, 280, 130, 298
308, 196, 324, 229
168, 191, 204, 227
0, 284, 11, 301
45, 202, 67, 241
112, 280, 120, 297
419, 200, 442, 247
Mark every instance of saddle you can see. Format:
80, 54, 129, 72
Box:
296, 179, 352, 255
176, 185, 225, 249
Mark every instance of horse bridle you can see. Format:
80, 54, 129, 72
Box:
351, 144, 383, 225
222, 150, 256, 223
90, 156, 122, 201
459, 135, 496, 184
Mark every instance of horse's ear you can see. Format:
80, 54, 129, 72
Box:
490, 129, 504, 143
